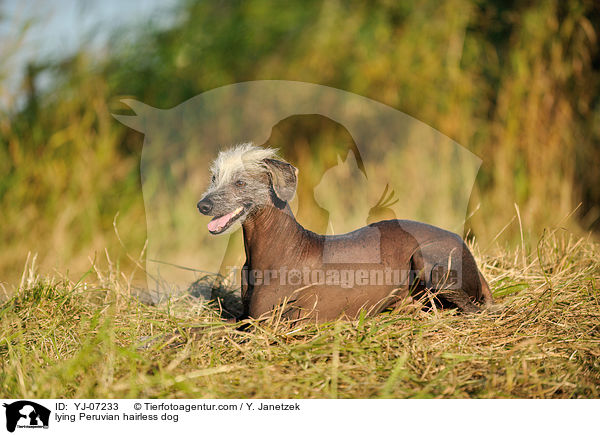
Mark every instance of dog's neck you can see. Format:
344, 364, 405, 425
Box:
242, 203, 321, 269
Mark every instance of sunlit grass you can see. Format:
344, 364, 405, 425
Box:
1, 231, 598, 398
0, 2, 598, 398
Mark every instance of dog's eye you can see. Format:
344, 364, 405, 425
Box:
235, 180, 246, 187
211, 175, 216, 183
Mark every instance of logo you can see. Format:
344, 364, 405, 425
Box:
431, 264, 459, 288
2, 401, 50, 433
113, 81, 481, 298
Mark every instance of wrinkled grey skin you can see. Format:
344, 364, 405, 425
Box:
198, 148, 493, 322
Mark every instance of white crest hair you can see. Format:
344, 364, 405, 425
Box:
210, 143, 278, 185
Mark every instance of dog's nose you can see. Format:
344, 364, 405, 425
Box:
197, 198, 213, 215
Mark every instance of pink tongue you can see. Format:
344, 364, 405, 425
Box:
208, 210, 237, 232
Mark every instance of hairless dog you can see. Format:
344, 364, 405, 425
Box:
197, 144, 493, 322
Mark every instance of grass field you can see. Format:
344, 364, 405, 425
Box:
1, 228, 598, 399
1, 0, 598, 402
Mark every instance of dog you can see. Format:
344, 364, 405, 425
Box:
197, 143, 493, 322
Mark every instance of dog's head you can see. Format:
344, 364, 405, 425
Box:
197, 143, 298, 234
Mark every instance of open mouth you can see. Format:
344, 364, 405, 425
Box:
207, 206, 245, 234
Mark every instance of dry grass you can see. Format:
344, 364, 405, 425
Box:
0, 230, 598, 399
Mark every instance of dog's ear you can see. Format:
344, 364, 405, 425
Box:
264, 158, 298, 203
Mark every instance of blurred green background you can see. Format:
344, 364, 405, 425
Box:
1, 0, 599, 286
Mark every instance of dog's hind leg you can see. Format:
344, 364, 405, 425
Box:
479, 271, 494, 306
